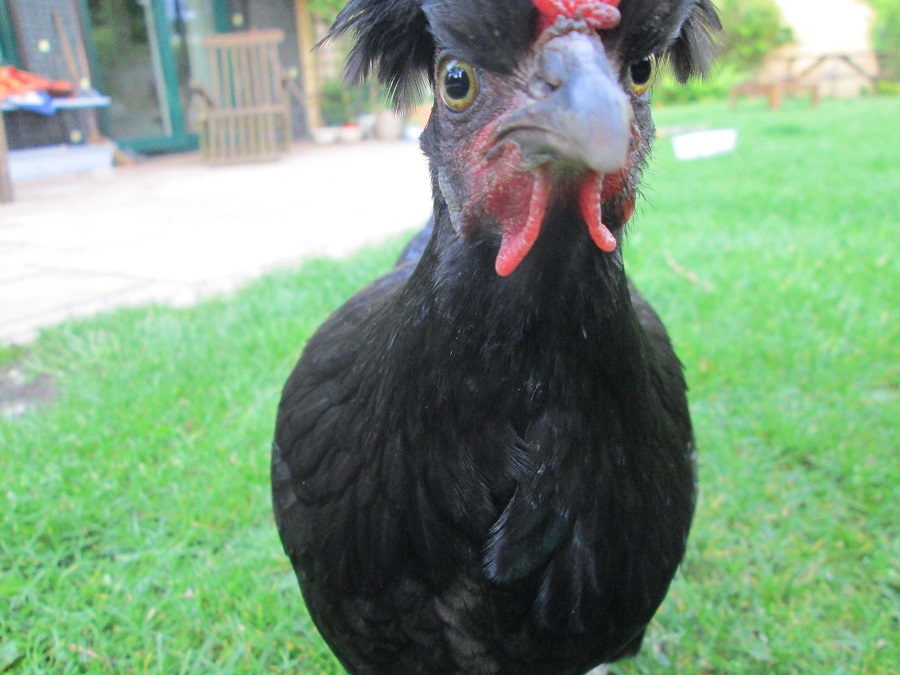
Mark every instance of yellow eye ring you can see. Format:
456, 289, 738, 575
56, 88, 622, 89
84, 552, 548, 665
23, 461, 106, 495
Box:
439, 58, 479, 112
628, 56, 657, 96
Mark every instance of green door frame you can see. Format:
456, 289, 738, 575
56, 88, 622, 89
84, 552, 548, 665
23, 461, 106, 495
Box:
0, 0, 20, 65
80, 0, 232, 154
124, 0, 193, 153
214, 0, 233, 32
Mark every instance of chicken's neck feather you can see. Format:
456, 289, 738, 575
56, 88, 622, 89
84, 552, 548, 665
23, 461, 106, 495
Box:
414, 199, 638, 347
384, 200, 656, 429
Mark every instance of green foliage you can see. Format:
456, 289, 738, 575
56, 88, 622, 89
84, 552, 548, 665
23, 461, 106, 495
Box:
0, 344, 25, 369
308, 0, 346, 22
87, 0, 148, 45
1, 98, 898, 672
319, 79, 354, 125
715, 0, 794, 72
652, 63, 741, 105
875, 80, 900, 95
319, 79, 376, 125
868, 0, 900, 81
869, 0, 900, 50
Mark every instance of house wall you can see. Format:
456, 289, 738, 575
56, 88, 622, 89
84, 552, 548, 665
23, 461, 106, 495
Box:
764, 0, 878, 97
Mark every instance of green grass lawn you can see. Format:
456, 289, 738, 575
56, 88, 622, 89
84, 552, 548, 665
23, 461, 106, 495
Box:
2, 96, 898, 673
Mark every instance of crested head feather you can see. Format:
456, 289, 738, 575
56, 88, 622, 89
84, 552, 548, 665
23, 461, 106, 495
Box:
664, 0, 721, 81
322, 0, 433, 110
422, 0, 539, 74
610, 0, 720, 80
323, 0, 721, 109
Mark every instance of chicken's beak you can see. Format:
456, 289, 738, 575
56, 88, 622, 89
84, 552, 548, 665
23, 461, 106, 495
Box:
450, 28, 636, 277
499, 30, 632, 175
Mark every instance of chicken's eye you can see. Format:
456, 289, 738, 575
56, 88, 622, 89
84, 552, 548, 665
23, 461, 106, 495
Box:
439, 58, 478, 112
628, 56, 657, 96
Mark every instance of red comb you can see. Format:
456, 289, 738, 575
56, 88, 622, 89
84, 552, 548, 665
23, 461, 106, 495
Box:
533, 0, 621, 31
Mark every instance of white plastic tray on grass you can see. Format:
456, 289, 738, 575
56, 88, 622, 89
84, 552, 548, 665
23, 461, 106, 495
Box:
671, 129, 738, 161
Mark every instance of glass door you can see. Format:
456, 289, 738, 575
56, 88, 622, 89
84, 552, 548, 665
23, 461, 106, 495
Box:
86, 0, 225, 152
169, 0, 218, 135
87, 0, 173, 145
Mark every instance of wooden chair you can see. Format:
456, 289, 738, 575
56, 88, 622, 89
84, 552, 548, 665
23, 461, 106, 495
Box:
192, 29, 292, 164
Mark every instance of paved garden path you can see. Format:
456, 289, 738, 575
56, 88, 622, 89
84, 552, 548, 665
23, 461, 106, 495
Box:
0, 141, 431, 344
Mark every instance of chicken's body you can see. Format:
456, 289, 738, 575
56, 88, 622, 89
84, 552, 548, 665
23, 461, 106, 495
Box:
273, 1, 719, 672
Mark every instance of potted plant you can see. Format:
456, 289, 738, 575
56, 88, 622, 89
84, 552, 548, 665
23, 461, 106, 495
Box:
314, 80, 352, 143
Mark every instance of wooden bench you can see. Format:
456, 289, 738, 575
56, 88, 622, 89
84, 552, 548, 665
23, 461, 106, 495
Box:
730, 81, 820, 110
1, 93, 110, 203
192, 29, 292, 164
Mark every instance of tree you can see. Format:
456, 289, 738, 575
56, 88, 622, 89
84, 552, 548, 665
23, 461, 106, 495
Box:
868, 0, 900, 81
308, 0, 346, 22
715, 0, 794, 72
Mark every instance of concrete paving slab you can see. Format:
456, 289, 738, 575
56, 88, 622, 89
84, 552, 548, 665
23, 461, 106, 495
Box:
0, 269, 145, 322
0, 140, 433, 345
0, 265, 41, 284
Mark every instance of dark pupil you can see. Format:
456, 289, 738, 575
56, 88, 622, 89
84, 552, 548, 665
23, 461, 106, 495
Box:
444, 66, 471, 100
630, 59, 652, 85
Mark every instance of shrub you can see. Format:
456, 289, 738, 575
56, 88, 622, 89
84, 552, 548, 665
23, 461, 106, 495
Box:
309, 0, 345, 21
714, 0, 794, 72
652, 62, 742, 105
868, 0, 900, 81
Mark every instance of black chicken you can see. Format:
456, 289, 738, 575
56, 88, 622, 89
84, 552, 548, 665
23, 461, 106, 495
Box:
272, 0, 719, 672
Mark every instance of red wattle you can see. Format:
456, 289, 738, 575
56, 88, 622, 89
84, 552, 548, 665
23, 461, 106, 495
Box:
495, 171, 550, 277
579, 174, 617, 253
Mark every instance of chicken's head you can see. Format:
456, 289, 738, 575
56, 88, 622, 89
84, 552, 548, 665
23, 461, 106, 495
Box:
325, 0, 720, 276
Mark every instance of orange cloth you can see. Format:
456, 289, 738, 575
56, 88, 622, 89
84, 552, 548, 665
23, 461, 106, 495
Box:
0, 66, 73, 99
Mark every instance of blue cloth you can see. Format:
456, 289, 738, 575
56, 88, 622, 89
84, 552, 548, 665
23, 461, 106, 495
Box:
3, 91, 57, 115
